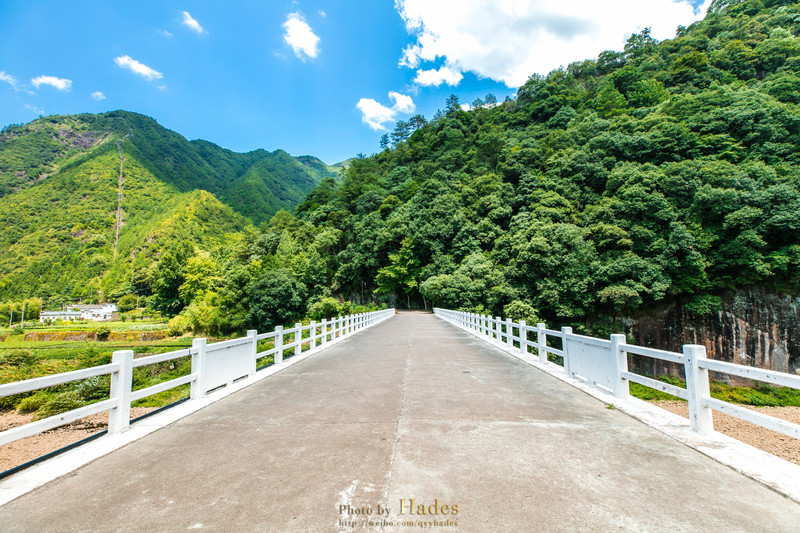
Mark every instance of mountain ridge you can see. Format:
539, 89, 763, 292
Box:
0, 110, 337, 301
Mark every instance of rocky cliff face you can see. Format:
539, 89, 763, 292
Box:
628, 287, 800, 380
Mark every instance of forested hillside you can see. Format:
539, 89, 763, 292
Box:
0, 111, 335, 304
286, 0, 800, 333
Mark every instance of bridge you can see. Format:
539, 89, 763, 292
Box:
1, 310, 800, 531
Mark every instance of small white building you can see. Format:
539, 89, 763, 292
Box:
68, 303, 117, 321
39, 311, 82, 322
40, 303, 118, 323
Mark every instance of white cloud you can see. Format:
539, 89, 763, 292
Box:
159, 29, 174, 38
181, 11, 206, 34
114, 55, 163, 81
0, 71, 21, 90
25, 104, 45, 115
31, 75, 72, 91
389, 91, 415, 113
413, 65, 463, 87
283, 12, 320, 61
357, 92, 416, 130
91, 91, 106, 101
395, 0, 712, 88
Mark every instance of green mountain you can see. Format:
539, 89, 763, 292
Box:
0, 111, 336, 302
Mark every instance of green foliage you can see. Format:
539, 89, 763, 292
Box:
503, 301, 542, 324
95, 325, 111, 341
247, 269, 307, 331
117, 294, 138, 312
307, 296, 344, 320
33, 390, 85, 420
630, 375, 800, 406
166, 313, 192, 337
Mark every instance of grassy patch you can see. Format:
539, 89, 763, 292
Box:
629, 374, 800, 407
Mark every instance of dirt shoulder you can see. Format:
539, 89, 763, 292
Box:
1, 407, 154, 473
652, 400, 800, 466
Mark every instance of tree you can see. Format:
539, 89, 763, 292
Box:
391, 120, 411, 145
247, 269, 307, 331
178, 251, 222, 306
375, 237, 420, 308
117, 294, 138, 312
151, 241, 194, 316
380, 134, 389, 150
445, 94, 461, 115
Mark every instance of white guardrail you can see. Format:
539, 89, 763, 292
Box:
434, 308, 800, 440
0, 309, 395, 447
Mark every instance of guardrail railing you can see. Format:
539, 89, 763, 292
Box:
434, 308, 800, 441
0, 309, 395, 447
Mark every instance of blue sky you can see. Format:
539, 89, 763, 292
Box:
1, 1, 709, 164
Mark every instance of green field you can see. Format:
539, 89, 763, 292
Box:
0, 320, 195, 418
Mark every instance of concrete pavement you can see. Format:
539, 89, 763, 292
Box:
2, 311, 800, 532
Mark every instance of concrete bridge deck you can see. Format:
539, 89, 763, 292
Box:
2, 311, 799, 532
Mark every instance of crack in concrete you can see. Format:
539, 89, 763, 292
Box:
379, 316, 413, 532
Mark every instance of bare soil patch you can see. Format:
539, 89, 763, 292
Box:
0, 407, 155, 473
652, 400, 800, 466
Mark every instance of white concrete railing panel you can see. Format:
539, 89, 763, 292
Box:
202, 335, 255, 393
564, 333, 615, 393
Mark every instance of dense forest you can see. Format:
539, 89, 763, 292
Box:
4, 0, 800, 339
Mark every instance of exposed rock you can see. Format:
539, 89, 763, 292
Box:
629, 287, 800, 381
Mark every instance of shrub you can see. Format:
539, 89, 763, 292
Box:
117, 294, 138, 312
34, 391, 85, 420
72, 376, 110, 402
502, 300, 542, 325
307, 297, 342, 321
95, 325, 111, 341
16, 392, 49, 413
166, 313, 192, 337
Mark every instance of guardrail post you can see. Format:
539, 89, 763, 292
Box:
190, 338, 206, 399
561, 327, 573, 375
321, 319, 328, 345
495, 316, 502, 342
537, 323, 547, 364
109, 350, 134, 434
610, 334, 629, 399
506, 318, 513, 348
684, 344, 714, 435
519, 320, 527, 355
295, 323, 302, 356
310, 321, 317, 350
483, 315, 489, 337
247, 330, 258, 375
274, 326, 284, 364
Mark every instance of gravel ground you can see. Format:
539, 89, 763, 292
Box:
651, 400, 800, 466
0, 407, 155, 473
